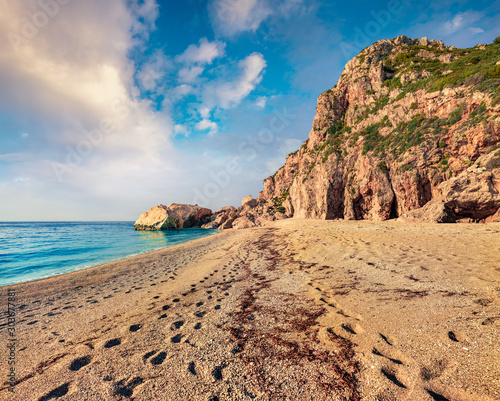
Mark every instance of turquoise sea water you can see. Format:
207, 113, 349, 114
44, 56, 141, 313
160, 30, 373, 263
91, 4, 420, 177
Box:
0, 222, 217, 287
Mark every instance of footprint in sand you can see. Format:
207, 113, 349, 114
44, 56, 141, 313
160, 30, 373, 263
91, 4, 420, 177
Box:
104, 338, 121, 348
69, 356, 91, 371
150, 352, 167, 365
114, 377, 143, 397
194, 323, 202, 330
171, 320, 184, 330
211, 365, 224, 381
171, 334, 183, 343
38, 382, 71, 401
188, 361, 197, 375
129, 324, 141, 332
142, 350, 156, 363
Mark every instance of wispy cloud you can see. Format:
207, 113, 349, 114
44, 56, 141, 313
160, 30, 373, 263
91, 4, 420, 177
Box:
255, 96, 267, 108
169, 49, 267, 134
404, 9, 496, 47
208, 0, 272, 36
196, 119, 218, 136
210, 52, 267, 109
178, 66, 205, 83
443, 12, 482, 33
175, 37, 226, 64
208, 0, 306, 37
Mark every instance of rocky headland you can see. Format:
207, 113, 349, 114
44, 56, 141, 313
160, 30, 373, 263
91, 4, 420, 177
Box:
256, 36, 500, 225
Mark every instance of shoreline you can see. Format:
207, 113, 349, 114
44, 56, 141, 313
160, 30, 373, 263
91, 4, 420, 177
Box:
0, 225, 219, 289
1, 219, 499, 400
2, 228, 227, 296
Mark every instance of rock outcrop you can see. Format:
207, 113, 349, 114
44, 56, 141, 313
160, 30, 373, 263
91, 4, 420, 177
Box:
201, 206, 236, 229
403, 149, 500, 222
201, 198, 285, 230
252, 36, 500, 224
134, 204, 212, 230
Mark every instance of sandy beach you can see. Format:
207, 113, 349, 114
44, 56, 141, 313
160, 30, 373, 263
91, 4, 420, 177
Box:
1, 219, 499, 401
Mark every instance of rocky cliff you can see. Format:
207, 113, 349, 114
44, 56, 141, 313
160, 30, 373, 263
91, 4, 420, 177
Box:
247, 36, 500, 225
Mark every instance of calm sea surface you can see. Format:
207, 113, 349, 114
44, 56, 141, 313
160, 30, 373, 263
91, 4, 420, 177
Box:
0, 222, 217, 287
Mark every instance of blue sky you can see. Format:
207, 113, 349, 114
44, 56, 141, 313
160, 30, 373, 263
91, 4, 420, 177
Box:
0, 0, 498, 220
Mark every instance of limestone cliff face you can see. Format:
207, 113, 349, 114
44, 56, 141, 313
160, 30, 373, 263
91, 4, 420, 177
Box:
255, 36, 500, 223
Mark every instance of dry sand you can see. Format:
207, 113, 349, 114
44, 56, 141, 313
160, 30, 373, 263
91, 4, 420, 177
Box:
1, 219, 499, 401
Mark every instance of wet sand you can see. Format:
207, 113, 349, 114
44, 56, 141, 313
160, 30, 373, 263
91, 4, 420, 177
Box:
1, 219, 499, 401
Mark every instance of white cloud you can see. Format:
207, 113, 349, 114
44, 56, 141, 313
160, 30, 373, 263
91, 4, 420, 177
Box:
255, 96, 267, 108
129, 0, 159, 43
174, 124, 189, 136
208, 0, 272, 36
175, 38, 225, 65
469, 27, 484, 34
196, 119, 218, 136
136, 50, 173, 91
170, 52, 267, 130
208, 0, 305, 37
172, 84, 194, 99
178, 65, 204, 83
199, 107, 212, 119
444, 14, 465, 32
207, 52, 267, 109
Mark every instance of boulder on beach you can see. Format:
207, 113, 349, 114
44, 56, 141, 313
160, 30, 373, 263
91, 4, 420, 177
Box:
134, 203, 212, 230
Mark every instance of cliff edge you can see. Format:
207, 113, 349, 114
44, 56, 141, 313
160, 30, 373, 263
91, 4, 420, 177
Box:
244, 35, 500, 226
